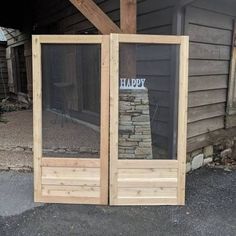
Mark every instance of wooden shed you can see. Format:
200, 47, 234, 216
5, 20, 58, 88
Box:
0, 28, 8, 100
0, 0, 236, 205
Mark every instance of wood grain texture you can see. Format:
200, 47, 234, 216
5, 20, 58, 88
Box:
69, 0, 121, 34
33, 35, 109, 205
109, 34, 119, 205
120, 0, 137, 33
109, 34, 188, 206
100, 35, 110, 204
32, 36, 43, 202
177, 37, 189, 205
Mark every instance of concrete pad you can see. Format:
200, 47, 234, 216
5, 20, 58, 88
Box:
0, 171, 43, 217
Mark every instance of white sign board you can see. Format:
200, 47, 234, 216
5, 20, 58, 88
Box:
120, 78, 146, 90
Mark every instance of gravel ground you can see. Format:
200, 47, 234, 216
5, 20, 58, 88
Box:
0, 110, 100, 169
0, 167, 235, 236
0, 110, 100, 149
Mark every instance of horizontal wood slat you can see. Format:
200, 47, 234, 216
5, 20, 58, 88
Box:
189, 75, 228, 92
42, 167, 100, 178
188, 103, 225, 123
42, 177, 100, 187
42, 185, 100, 198
188, 116, 224, 138
118, 187, 177, 198
115, 197, 178, 205
118, 169, 178, 179
117, 160, 178, 169
39, 196, 101, 204
118, 178, 178, 188
188, 89, 226, 107
42, 158, 100, 168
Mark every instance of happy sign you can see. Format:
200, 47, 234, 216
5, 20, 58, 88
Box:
120, 78, 146, 90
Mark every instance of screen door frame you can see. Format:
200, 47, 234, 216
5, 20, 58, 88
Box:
109, 34, 189, 205
33, 35, 109, 204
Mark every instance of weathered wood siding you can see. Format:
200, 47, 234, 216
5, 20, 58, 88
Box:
2, 29, 29, 47
32, 0, 175, 35
0, 43, 8, 99
5, 0, 236, 152
185, 0, 236, 151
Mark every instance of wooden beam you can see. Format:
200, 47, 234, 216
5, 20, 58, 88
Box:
69, 0, 121, 34
120, 0, 137, 33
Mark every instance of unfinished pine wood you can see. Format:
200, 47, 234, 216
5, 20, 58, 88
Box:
109, 34, 119, 205
177, 37, 189, 205
118, 34, 182, 44
33, 35, 109, 205
42, 158, 100, 168
109, 34, 189, 206
38, 35, 104, 44
100, 36, 110, 205
42, 185, 100, 198
118, 187, 177, 198
40, 196, 100, 204
117, 160, 178, 169
118, 169, 178, 179
42, 177, 100, 187
115, 197, 178, 206
69, 0, 121, 34
118, 178, 177, 188
118, 178, 178, 188
33, 36, 43, 202
42, 167, 100, 178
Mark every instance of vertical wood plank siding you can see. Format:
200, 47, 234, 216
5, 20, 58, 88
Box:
0, 43, 8, 99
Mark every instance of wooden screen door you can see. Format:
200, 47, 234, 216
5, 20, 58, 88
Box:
110, 34, 189, 205
33, 35, 109, 204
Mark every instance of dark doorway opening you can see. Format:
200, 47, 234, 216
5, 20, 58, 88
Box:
14, 45, 27, 94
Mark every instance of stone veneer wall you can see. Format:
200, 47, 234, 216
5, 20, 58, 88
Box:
186, 136, 236, 172
118, 89, 153, 159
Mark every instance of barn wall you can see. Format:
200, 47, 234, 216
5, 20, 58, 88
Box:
0, 42, 8, 99
185, 0, 236, 151
32, 0, 177, 157
33, 0, 175, 35
5, 0, 236, 155
2, 28, 32, 96
3, 28, 29, 47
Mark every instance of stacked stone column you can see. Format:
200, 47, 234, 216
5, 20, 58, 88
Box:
119, 89, 153, 159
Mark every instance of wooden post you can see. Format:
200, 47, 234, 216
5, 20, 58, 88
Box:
120, 0, 137, 77
120, 0, 137, 33
69, 0, 121, 34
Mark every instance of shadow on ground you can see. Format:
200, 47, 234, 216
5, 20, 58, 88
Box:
0, 167, 236, 236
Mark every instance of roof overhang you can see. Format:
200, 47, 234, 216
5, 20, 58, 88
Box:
0, 1, 32, 30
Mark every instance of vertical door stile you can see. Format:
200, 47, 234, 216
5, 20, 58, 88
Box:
109, 34, 189, 206
100, 35, 110, 205
33, 36, 43, 202
32, 34, 188, 206
109, 34, 119, 205
177, 37, 189, 205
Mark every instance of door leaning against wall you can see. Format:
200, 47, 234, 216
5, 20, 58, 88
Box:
32, 34, 189, 205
